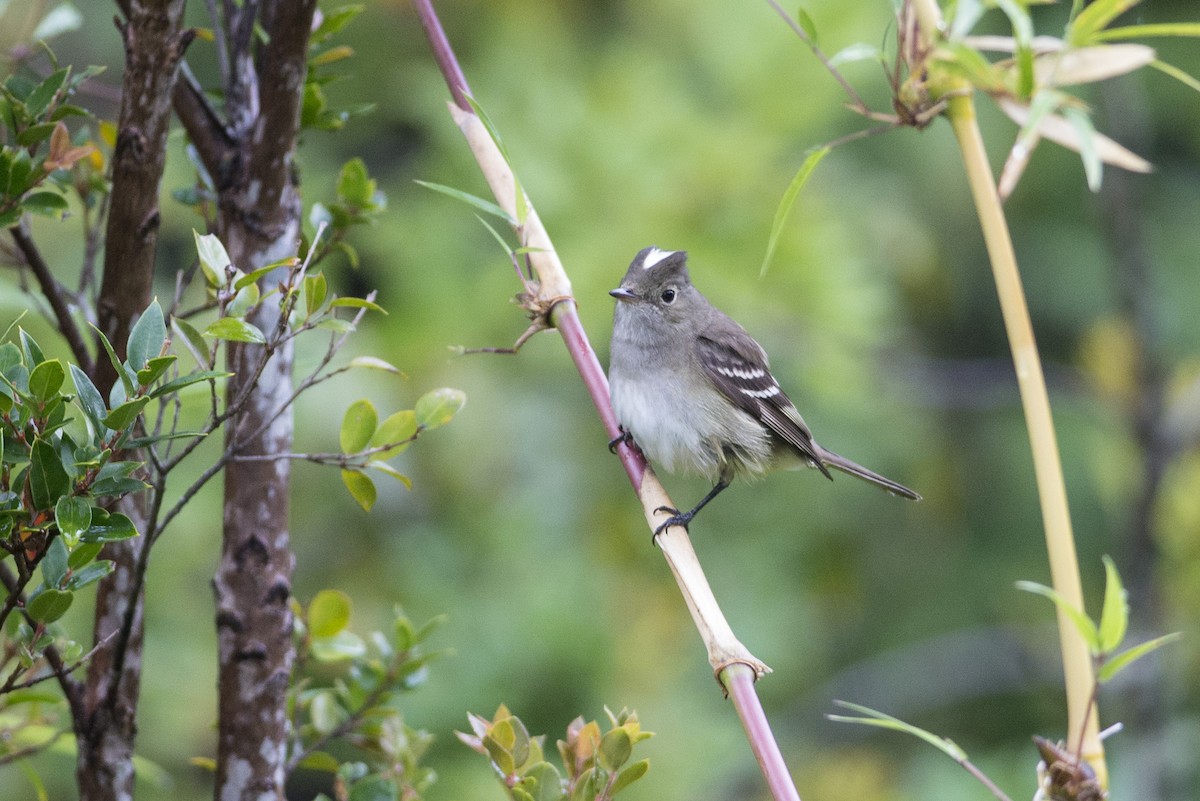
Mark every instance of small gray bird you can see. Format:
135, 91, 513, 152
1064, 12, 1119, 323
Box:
608, 246, 920, 535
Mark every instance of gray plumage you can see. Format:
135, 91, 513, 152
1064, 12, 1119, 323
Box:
608, 246, 919, 532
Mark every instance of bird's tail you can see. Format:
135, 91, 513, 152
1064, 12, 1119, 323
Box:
819, 449, 922, 501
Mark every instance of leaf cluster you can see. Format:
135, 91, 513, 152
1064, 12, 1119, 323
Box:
289, 595, 443, 801
0, 59, 102, 226
458, 705, 653, 801
0, 309, 225, 762
338, 387, 465, 512
302, 5, 377, 133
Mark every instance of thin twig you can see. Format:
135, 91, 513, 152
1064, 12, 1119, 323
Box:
764, 0, 873, 115
0, 630, 119, 695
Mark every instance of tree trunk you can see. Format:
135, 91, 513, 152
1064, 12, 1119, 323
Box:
77, 3, 189, 800
206, 3, 317, 798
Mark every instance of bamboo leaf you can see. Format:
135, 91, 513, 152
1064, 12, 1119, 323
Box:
826, 700, 968, 761
1097, 555, 1129, 654
1097, 631, 1183, 683
414, 179, 515, 224
760, 146, 830, 277
1015, 579, 1100, 651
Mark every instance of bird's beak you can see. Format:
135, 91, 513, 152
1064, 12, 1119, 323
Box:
609, 287, 639, 303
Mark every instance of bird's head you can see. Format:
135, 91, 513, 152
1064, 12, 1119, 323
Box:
610, 247, 698, 324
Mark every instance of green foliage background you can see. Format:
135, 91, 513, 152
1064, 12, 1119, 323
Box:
3, 0, 1199, 799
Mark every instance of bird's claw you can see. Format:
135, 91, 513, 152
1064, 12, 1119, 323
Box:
652, 505, 692, 539
608, 426, 633, 454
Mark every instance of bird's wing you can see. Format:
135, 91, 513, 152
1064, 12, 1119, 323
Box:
695, 325, 830, 476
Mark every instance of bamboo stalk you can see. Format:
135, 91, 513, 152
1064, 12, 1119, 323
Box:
945, 94, 1105, 782
909, 0, 1104, 780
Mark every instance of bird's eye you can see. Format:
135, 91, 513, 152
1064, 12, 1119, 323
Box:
660, 288, 677, 304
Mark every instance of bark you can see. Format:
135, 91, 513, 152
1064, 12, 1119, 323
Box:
197, 2, 318, 799
76, 3, 190, 801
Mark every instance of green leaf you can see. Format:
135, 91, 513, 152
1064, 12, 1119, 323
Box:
414, 387, 466, 430
204, 317, 266, 344
127, 301, 166, 371
66, 560, 115, 590
55, 495, 91, 546
194, 230, 233, 288
67, 542, 103, 570
464, 95, 513, 166
311, 4, 364, 42
484, 726, 516, 776
311, 629, 367, 661
225, 282, 260, 320
40, 536, 69, 588
137, 355, 177, 387
521, 762, 565, 801
1097, 631, 1183, 683
6, 150, 33, 196
22, 191, 70, 218
1015, 580, 1100, 651
366, 461, 412, 489
26, 68, 69, 118
83, 509, 139, 542
368, 410, 417, 459
297, 751, 341, 773
413, 180, 515, 225
599, 728, 632, 771
20, 328, 45, 366
347, 774, 398, 801
340, 399, 377, 453
93, 324, 135, 400
28, 359, 65, 402
609, 759, 650, 796
347, 356, 403, 374
102, 396, 149, 430
70, 363, 108, 434
28, 588, 73, 624
308, 589, 353, 638
826, 700, 968, 761
1148, 58, 1200, 95
341, 468, 376, 512
329, 297, 386, 314
304, 272, 328, 317
1063, 106, 1102, 192
1096, 22, 1200, 40
1069, 0, 1140, 45
30, 439, 71, 510
760, 146, 830, 276
795, 6, 819, 45
1097, 555, 1129, 654
828, 42, 884, 67
234, 261, 286, 290
171, 317, 213, 369
337, 157, 376, 207
309, 691, 343, 736
17, 121, 60, 146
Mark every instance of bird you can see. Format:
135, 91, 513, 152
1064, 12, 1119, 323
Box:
608, 246, 920, 536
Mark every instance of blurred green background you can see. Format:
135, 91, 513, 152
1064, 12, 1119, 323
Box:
3, 0, 1200, 799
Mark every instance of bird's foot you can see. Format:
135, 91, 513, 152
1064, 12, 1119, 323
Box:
608, 426, 633, 454
652, 505, 693, 539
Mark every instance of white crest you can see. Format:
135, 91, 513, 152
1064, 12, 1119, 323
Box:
641, 248, 676, 270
